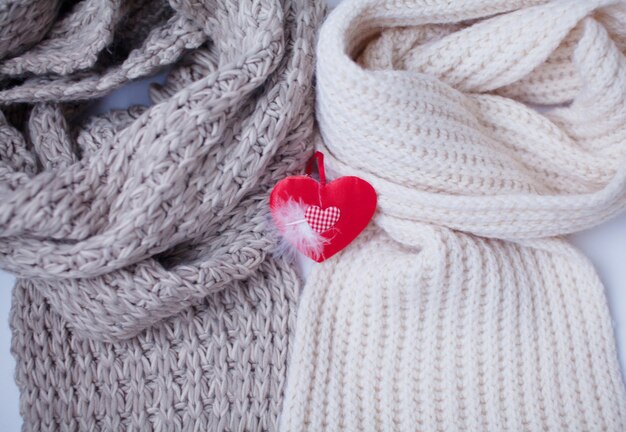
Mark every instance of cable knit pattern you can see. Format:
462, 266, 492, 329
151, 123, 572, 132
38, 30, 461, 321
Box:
281, 0, 626, 430
0, 0, 324, 430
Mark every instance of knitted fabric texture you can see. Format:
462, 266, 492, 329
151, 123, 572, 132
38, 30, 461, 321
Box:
0, 0, 324, 430
281, 0, 626, 430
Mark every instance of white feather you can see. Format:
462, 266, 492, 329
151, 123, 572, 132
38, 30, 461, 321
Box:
271, 198, 327, 261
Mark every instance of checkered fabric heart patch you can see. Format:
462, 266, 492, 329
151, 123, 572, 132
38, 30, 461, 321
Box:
304, 206, 340, 233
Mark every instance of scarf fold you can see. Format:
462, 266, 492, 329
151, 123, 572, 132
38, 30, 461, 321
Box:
317, 0, 626, 240
282, 0, 626, 430
0, 0, 324, 429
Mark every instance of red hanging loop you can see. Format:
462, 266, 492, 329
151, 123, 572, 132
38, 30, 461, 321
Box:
305, 151, 326, 186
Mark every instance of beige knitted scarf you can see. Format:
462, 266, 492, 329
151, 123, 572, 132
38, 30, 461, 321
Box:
0, 0, 324, 430
282, 0, 626, 430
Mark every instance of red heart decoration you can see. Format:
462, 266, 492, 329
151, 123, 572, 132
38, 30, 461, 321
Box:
270, 152, 377, 262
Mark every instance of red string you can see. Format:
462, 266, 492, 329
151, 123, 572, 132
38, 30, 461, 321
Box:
305, 151, 326, 186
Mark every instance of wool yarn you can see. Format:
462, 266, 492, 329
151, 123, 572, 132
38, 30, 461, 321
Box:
281, 0, 626, 430
0, 0, 324, 430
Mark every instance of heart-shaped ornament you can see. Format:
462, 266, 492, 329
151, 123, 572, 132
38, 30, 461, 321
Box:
270, 152, 377, 262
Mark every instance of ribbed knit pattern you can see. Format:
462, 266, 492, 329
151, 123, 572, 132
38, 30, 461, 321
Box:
0, 0, 324, 430
281, 0, 626, 430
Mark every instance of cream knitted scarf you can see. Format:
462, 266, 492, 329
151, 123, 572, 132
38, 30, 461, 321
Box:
282, 0, 626, 430
0, 0, 324, 430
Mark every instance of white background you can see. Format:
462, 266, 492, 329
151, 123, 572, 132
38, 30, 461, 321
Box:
1, 0, 626, 430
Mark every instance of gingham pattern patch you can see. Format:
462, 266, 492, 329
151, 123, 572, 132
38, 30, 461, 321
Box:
304, 205, 340, 233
